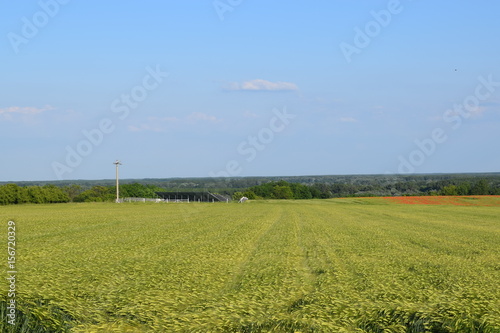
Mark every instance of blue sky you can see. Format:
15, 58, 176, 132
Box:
1, 0, 499, 181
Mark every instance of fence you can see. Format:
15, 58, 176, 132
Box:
120, 197, 197, 203
120, 193, 231, 203
121, 197, 164, 203
155, 192, 231, 203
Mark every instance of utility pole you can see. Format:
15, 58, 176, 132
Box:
114, 160, 122, 203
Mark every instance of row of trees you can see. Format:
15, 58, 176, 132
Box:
233, 181, 320, 200
0, 184, 70, 205
307, 179, 499, 198
0, 183, 165, 205
1, 177, 499, 205
233, 179, 500, 200
73, 183, 164, 202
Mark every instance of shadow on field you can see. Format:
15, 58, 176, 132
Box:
357, 307, 492, 333
0, 298, 73, 333
0, 298, 495, 332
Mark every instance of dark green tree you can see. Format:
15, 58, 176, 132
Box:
63, 185, 83, 202
440, 185, 459, 196
457, 182, 471, 195
242, 190, 257, 200
272, 185, 294, 199
471, 179, 489, 195
232, 191, 244, 201
42, 185, 70, 203
290, 183, 312, 199
74, 186, 113, 202
0, 184, 18, 205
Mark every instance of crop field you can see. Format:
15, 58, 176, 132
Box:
1, 198, 499, 332
381, 195, 500, 206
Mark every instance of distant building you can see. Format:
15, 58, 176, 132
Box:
155, 191, 231, 202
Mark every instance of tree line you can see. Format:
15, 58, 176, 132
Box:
0, 184, 70, 205
0, 183, 164, 205
232, 178, 500, 200
1, 174, 499, 205
5, 173, 500, 192
69, 183, 164, 202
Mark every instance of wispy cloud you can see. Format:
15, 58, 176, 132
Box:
187, 112, 220, 122
434, 101, 498, 122
128, 124, 163, 132
226, 79, 298, 91
243, 111, 259, 118
0, 105, 57, 124
147, 116, 180, 123
339, 117, 358, 123
0, 105, 55, 118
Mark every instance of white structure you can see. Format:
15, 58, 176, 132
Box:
238, 196, 248, 203
113, 160, 122, 203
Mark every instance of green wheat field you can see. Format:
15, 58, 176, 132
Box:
2, 198, 500, 332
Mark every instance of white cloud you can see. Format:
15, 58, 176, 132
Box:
187, 112, 220, 122
227, 79, 298, 91
128, 124, 163, 132
469, 106, 487, 117
243, 111, 259, 118
0, 105, 55, 119
437, 103, 493, 122
339, 117, 357, 123
148, 116, 179, 123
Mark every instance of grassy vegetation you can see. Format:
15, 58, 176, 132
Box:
1, 199, 499, 332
